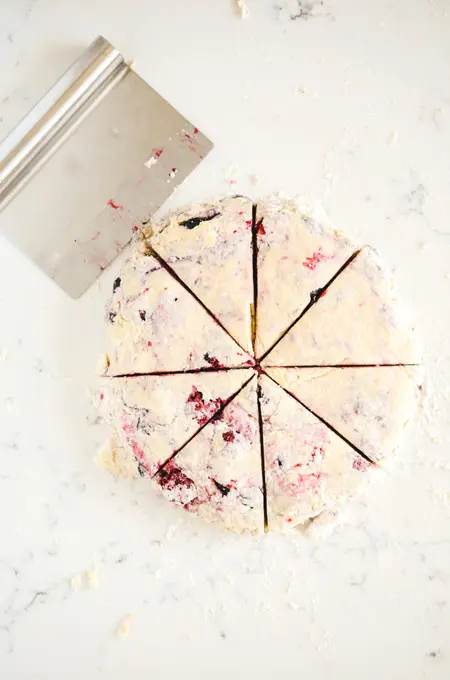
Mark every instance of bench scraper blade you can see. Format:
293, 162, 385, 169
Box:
0, 36, 213, 297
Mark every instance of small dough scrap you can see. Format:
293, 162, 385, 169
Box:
104, 249, 252, 375
267, 247, 420, 366
95, 436, 139, 478
266, 366, 423, 464
154, 378, 264, 535
100, 370, 253, 477
151, 197, 254, 353
259, 374, 374, 532
255, 196, 354, 358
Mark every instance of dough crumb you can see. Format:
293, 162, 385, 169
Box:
236, 0, 250, 18
144, 155, 158, 168
95, 437, 139, 478
302, 509, 345, 538
223, 164, 239, 185
70, 564, 100, 590
115, 614, 133, 638
70, 574, 82, 591
97, 353, 110, 376
251, 173, 260, 185
430, 485, 450, 508
388, 131, 398, 146
86, 564, 100, 589
418, 240, 430, 250
165, 524, 179, 540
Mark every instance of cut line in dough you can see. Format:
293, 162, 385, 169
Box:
254, 196, 356, 359
153, 373, 255, 477
258, 249, 360, 362
108, 366, 251, 379
104, 249, 252, 376
263, 370, 373, 464
263, 363, 421, 369
256, 378, 269, 531
251, 203, 258, 355
150, 246, 249, 354
266, 247, 420, 367
100, 370, 254, 477
153, 376, 264, 535
150, 196, 255, 354
259, 372, 376, 532
266, 366, 423, 465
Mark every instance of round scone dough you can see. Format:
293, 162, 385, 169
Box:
98, 195, 422, 535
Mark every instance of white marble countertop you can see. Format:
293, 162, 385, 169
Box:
1, 1, 450, 678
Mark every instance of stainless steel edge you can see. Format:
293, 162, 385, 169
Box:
0, 36, 125, 207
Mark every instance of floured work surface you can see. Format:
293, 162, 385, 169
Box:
98, 195, 423, 535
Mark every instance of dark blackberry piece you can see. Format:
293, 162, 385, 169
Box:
158, 462, 194, 490
179, 209, 221, 230
309, 288, 323, 304
213, 479, 231, 496
113, 277, 121, 293
222, 431, 235, 443
203, 353, 223, 369
137, 463, 147, 478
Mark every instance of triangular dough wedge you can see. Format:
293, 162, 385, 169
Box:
151, 196, 254, 353
100, 369, 253, 477
266, 247, 419, 366
266, 367, 423, 464
255, 196, 354, 358
154, 378, 264, 535
105, 249, 252, 375
259, 374, 374, 532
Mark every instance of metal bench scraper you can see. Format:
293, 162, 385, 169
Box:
0, 35, 213, 297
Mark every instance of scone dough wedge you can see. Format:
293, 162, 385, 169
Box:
255, 196, 354, 359
105, 249, 252, 375
266, 366, 423, 464
151, 196, 254, 354
154, 377, 264, 535
266, 247, 420, 366
100, 369, 253, 477
259, 373, 374, 532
